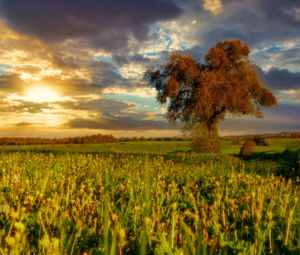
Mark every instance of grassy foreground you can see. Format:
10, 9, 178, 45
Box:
0, 151, 299, 254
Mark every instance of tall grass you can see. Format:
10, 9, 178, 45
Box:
0, 152, 299, 254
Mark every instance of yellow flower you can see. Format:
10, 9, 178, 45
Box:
172, 202, 177, 210
10, 211, 19, 219
5, 236, 16, 248
267, 211, 273, 221
40, 236, 51, 249
14, 222, 25, 233
52, 237, 60, 250
111, 213, 119, 223
15, 232, 21, 241
118, 228, 127, 247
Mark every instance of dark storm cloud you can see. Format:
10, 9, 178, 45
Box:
185, 45, 204, 62
228, 5, 291, 45
260, 67, 300, 91
185, 0, 300, 49
68, 115, 176, 130
202, 28, 255, 48
221, 103, 300, 134
221, 118, 300, 134
88, 60, 125, 88
0, 0, 182, 50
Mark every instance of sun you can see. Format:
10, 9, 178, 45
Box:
24, 86, 62, 103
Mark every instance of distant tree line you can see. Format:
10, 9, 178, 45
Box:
0, 134, 115, 145
0, 132, 298, 146
0, 134, 190, 145
223, 132, 300, 141
117, 136, 190, 142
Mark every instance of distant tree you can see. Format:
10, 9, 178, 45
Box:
145, 40, 277, 153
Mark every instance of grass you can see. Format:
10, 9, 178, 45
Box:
0, 141, 191, 154
0, 138, 299, 155
0, 138, 299, 254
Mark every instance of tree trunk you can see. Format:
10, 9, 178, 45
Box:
191, 123, 220, 153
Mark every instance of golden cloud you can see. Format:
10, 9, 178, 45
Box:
203, 0, 223, 15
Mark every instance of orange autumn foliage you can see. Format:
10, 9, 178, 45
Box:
145, 40, 277, 152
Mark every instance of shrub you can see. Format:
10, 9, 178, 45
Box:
275, 149, 300, 179
239, 139, 256, 156
232, 137, 241, 145
253, 136, 269, 146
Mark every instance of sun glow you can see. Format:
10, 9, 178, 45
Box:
23, 86, 62, 103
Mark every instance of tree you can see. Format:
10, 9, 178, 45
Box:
144, 40, 277, 153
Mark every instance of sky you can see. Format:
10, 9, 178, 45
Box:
0, 0, 299, 138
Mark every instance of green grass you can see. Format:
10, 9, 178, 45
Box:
0, 138, 299, 155
221, 138, 300, 155
0, 141, 191, 154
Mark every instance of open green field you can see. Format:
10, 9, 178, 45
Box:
0, 139, 299, 254
1, 138, 300, 155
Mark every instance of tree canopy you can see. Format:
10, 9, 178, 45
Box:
145, 40, 277, 152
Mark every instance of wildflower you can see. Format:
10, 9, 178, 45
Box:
14, 222, 25, 233
267, 211, 273, 221
5, 236, 16, 248
118, 228, 127, 247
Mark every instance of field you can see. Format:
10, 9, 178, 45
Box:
1, 138, 300, 155
0, 138, 299, 254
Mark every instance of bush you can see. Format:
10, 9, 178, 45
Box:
232, 137, 241, 145
275, 149, 300, 179
253, 136, 269, 146
239, 139, 256, 156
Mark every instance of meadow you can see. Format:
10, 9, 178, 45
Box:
0, 138, 299, 254
0, 138, 299, 155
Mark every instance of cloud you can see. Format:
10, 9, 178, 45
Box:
51, 53, 80, 70
60, 97, 134, 115
0, 100, 55, 114
0, 0, 299, 137
221, 103, 300, 135
250, 44, 300, 72
102, 87, 156, 98
13, 121, 44, 127
279, 89, 300, 104
261, 67, 300, 91
0, 74, 22, 92
67, 115, 176, 130
284, 7, 300, 22
185, 0, 300, 51
1, 0, 182, 50
203, 0, 223, 15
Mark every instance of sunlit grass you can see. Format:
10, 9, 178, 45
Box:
0, 152, 299, 254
